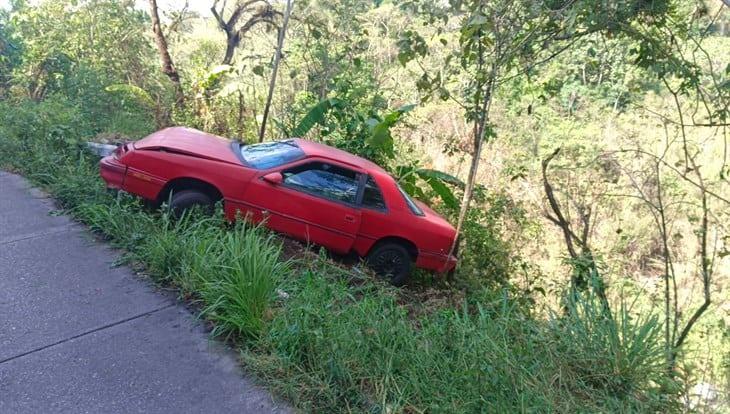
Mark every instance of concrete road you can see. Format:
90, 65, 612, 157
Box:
0, 172, 290, 413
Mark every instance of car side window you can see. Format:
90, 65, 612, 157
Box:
282, 162, 359, 204
361, 176, 386, 210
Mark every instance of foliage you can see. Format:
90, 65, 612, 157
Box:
0, 97, 684, 413
8, 0, 157, 96
251, 274, 676, 412
291, 97, 468, 210
290, 97, 344, 137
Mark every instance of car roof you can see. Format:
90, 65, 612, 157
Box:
293, 138, 389, 175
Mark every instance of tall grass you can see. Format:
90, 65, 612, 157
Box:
76, 197, 291, 340
549, 293, 668, 397
200, 227, 290, 340
246, 274, 675, 412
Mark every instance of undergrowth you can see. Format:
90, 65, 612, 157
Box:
0, 101, 681, 412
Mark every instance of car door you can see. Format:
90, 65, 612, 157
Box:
242, 159, 363, 254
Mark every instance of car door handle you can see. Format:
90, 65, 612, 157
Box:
344, 215, 355, 222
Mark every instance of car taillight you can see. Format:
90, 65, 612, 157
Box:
113, 143, 128, 160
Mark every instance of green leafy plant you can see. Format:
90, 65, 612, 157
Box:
291, 98, 344, 137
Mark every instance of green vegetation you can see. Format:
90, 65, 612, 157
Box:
0, 118, 674, 411
1, 0, 729, 411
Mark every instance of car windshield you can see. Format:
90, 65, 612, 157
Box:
240, 140, 304, 169
397, 185, 424, 216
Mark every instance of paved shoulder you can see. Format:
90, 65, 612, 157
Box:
0, 172, 289, 414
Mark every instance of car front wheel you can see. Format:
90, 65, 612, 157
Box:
168, 190, 214, 218
366, 242, 412, 286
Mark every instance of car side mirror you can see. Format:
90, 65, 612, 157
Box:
262, 172, 283, 185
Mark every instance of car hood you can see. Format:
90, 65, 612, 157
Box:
133, 127, 241, 165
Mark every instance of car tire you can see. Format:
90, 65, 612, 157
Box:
366, 242, 413, 286
168, 190, 214, 218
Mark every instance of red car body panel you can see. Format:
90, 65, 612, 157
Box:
100, 127, 457, 273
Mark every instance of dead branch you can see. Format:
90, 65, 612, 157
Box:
211, 0, 282, 65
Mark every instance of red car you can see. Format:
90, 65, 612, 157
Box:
100, 127, 457, 284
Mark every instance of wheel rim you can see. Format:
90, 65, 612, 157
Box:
372, 249, 406, 279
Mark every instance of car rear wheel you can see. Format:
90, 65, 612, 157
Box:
168, 190, 214, 218
366, 242, 412, 286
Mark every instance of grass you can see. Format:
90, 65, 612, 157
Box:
0, 107, 683, 412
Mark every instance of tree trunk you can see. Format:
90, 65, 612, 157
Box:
444, 62, 497, 274
222, 32, 238, 65
259, 0, 293, 142
148, 0, 184, 111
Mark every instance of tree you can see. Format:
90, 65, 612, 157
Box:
528, 0, 728, 372
211, 0, 281, 65
0, 9, 21, 99
397, 0, 694, 278
148, 0, 184, 110
258, 0, 294, 142
610, 2, 728, 370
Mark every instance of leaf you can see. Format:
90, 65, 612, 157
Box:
415, 169, 462, 209
422, 175, 459, 209
200, 64, 233, 91
364, 117, 379, 129
467, 14, 488, 27
252, 65, 265, 76
365, 104, 415, 156
482, 123, 497, 141
438, 87, 450, 100
396, 103, 416, 113
397, 171, 427, 201
368, 124, 393, 155
415, 168, 464, 188
396, 30, 428, 66
216, 81, 244, 98
209, 64, 233, 76
416, 73, 433, 91
291, 98, 343, 137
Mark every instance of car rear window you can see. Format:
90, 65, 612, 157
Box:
240, 140, 304, 169
398, 185, 424, 216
